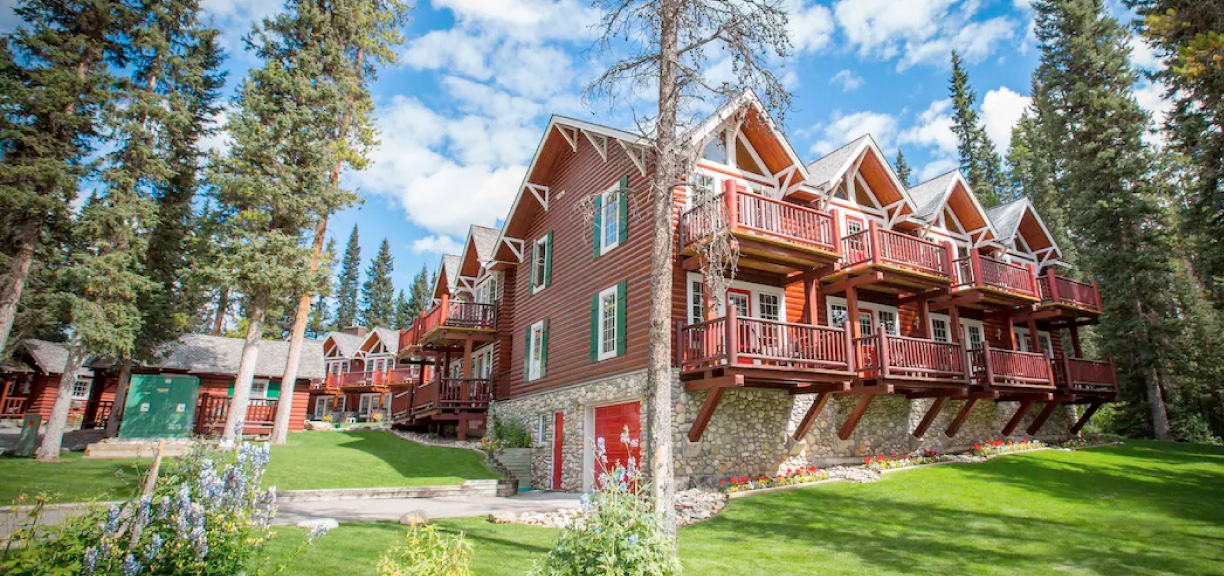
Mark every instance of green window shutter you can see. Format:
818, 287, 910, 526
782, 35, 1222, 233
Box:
540, 319, 549, 378
524, 327, 532, 381
227, 381, 235, 397
268, 381, 281, 399
590, 292, 600, 362
618, 176, 629, 244
544, 232, 553, 287
592, 194, 603, 259
616, 281, 627, 357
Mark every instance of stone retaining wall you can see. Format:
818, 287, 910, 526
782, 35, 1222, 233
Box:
491, 369, 1076, 491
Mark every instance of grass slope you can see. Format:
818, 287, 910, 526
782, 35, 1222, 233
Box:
263, 430, 499, 491
267, 441, 1224, 576
0, 452, 149, 504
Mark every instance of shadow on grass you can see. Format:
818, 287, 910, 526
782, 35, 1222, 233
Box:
267, 430, 497, 489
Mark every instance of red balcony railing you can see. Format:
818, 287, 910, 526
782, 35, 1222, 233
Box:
955, 250, 1039, 298
854, 327, 968, 382
399, 320, 422, 350
1051, 355, 1117, 394
678, 309, 851, 373
411, 378, 491, 414
1, 397, 27, 418
968, 343, 1054, 389
842, 221, 955, 280
679, 187, 838, 254
1037, 270, 1102, 312
420, 299, 497, 334
194, 396, 278, 434
385, 366, 420, 386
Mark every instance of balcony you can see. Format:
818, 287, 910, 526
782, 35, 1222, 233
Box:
418, 299, 497, 348
399, 320, 422, 352
410, 378, 492, 416
1051, 356, 1117, 397
679, 188, 840, 274
677, 309, 854, 389
1037, 270, 1102, 315
968, 344, 1054, 392
1, 396, 27, 418
952, 250, 1040, 307
828, 221, 955, 294
194, 396, 277, 435
313, 374, 343, 394
854, 328, 969, 389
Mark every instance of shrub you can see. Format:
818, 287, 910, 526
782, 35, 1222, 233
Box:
377, 524, 473, 576
1172, 413, 1223, 446
487, 416, 533, 449
719, 466, 828, 493
530, 430, 680, 576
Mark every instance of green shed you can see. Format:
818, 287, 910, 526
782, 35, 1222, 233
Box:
118, 374, 201, 439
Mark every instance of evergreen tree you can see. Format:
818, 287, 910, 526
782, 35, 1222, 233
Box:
1005, 111, 1077, 269
307, 238, 337, 338
0, 0, 120, 357
334, 225, 361, 329
948, 50, 1005, 206
1030, 0, 1185, 440
894, 150, 913, 187
394, 290, 411, 329
360, 239, 395, 327
406, 263, 430, 318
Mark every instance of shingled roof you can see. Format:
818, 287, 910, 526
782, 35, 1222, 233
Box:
147, 334, 325, 380
985, 199, 1029, 243
14, 339, 95, 377
906, 171, 961, 220
470, 226, 500, 262
325, 331, 365, 359
805, 135, 871, 190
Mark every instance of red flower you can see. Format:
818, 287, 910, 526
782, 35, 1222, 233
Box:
720, 479, 726, 485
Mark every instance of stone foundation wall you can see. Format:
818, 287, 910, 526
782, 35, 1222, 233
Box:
492, 369, 1077, 491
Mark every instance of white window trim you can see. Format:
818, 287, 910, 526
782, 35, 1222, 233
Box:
685, 273, 786, 324
1014, 326, 1054, 356
250, 378, 270, 399
527, 320, 546, 381
824, 296, 899, 334
596, 285, 620, 361
598, 185, 622, 255
531, 236, 549, 294
70, 379, 90, 399
471, 345, 494, 379
537, 414, 548, 445
928, 314, 987, 346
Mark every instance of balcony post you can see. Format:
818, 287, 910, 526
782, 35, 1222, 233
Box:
725, 306, 739, 365
877, 325, 889, 379
969, 246, 983, 287
1090, 280, 1101, 312
1069, 324, 1083, 358
868, 220, 882, 265
1045, 268, 1060, 304
917, 298, 931, 339
948, 304, 962, 343
1003, 314, 1017, 350
828, 207, 841, 255
462, 338, 473, 379
724, 180, 739, 232
1026, 318, 1041, 355
844, 324, 855, 372
1026, 262, 1038, 297
846, 286, 862, 339
981, 341, 994, 387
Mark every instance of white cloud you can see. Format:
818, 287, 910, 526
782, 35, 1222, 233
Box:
1134, 79, 1172, 143
411, 235, 465, 256
833, 0, 1020, 69
829, 70, 865, 92
1129, 35, 1162, 70
980, 87, 1031, 153
809, 110, 898, 156
898, 99, 956, 157
785, 0, 836, 54
201, 0, 283, 55
918, 158, 959, 181
431, 0, 600, 43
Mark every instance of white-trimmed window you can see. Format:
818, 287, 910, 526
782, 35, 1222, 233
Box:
250, 379, 270, 399
759, 293, 781, 321
702, 131, 728, 164
877, 310, 898, 335
1014, 327, 1054, 356
858, 312, 874, 336
537, 415, 548, 444
71, 379, 89, 399
531, 234, 552, 293
475, 273, 499, 304
966, 323, 984, 349
931, 318, 950, 343
689, 279, 704, 324
592, 282, 626, 361
471, 346, 494, 380
830, 304, 849, 327
599, 187, 621, 254
688, 172, 718, 208
684, 273, 784, 324
846, 218, 863, 235
526, 320, 548, 381
826, 297, 899, 337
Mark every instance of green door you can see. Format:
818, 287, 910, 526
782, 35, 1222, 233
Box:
118, 374, 201, 439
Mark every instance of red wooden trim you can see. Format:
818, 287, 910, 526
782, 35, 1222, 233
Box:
1002, 400, 1034, 435
838, 393, 875, 440
912, 396, 948, 438
726, 288, 753, 317
945, 397, 979, 437
725, 307, 739, 365
868, 220, 883, 266
552, 412, 564, 490
1070, 402, 1103, 434
1026, 401, 1061, 435
724, 179, 739, 231
687, 387, 726, 442
793, 391, 831, 440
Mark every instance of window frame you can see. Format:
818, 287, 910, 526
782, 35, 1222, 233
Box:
596, 285, 620, 361
825, 296, 898, 335
249, 378, 270, 399
531, 234, 551, 294
527, 320, 547, 381
70, 379, 90, 399
598, 185, 622, 255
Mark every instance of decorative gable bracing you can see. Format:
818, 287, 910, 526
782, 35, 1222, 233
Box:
802, 135, 914, 227
985, 198, 1063, 267
905, 170, 997, 248
685, 90, 811, 198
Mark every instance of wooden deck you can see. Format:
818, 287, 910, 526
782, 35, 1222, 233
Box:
948, 250, 1041, 309
822, 221, 956, 295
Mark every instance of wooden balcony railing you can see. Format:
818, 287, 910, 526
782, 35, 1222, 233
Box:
84, 400, 114, 428
854, 327, 968, 381
1037, 270, 1102, 312
679, 187, 839, 254
194, 396, 278, 434
385, 366, 420, 385
678, 309, 851, 373
842, 220, 955, 280
399, 320, 422, 350
411, 378, 491, 414
421, 299, 497, 334
968, 343, 1053, 389
955, 250, 1039, 298
1, 397, 27, 418
1051, 355, 1117, 394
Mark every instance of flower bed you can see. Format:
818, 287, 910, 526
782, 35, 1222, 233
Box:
864, 450, 947, 471
719, 467, 829, 494
1054, 433, 1124, 449
970, 439, 1046, 457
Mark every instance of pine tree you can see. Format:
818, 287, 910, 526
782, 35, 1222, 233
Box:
948, 51, 1005, 206
894, 151, 913, 187
406, 263, 430, 318
1005, 110, 1076, 269
1030, 0, 1181, 440
360, 239, 395, 327
334, 225, 362, 329
0, 0, 120, 357
394, 290, 411, 329
307, 238, 337, 338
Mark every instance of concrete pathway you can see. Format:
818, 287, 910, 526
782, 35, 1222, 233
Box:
275, 491, 582, 526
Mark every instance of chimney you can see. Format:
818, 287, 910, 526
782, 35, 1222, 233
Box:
343, 326, 367, 337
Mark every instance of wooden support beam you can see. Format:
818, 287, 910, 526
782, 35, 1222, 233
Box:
687, 387, 726, 442
1070, 402, 1103, 434
824, 272, 884, 296
838, 394, 876, 440
912, 396, 948, 438
1026, 401, 1062, 435
945, 398, 979, 437
793, 392, 832, 440
682, 373, 744, 392
930, 291, 983, 312
1001, 401, 1034, 436
1069, 324, 1083, 358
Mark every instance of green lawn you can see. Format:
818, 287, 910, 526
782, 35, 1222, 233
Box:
263, 430, 499, 491
267, 441, 1224, 576
0, 452, 150, 504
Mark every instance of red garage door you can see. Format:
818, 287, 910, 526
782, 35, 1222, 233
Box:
593, 401, 641, 487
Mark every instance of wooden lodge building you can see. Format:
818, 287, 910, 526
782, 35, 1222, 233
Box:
335, 91, 1116, 491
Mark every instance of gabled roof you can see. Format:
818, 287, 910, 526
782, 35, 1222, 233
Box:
805, 135, 871, 190
802, 135, 914, 217
684, 90, 810, 191
323, 331, 365, 360
367, 327, 400, 355
145, 334, 326, 380
907, 171, 962, 219
459, 225, 501, 278
986, 198, 1063, 259
14, 339, 96, 377
432, 254, 461, 299
906, 171, 997, 242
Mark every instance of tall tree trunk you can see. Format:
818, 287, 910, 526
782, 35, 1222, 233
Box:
271, 216, 328, 443
647, 0, 680, 539
36, 341, 86, 461
223, 293, 267, 448
1149, 365, 1172, 440
104, 358, 133, 438
211, 287, 229, 336
0, 222, 39, 357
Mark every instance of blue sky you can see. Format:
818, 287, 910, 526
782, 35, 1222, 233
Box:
0, 0, 1168, 295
